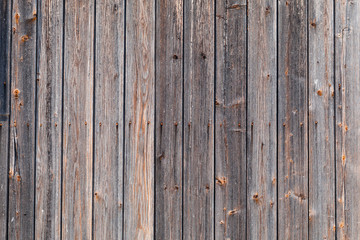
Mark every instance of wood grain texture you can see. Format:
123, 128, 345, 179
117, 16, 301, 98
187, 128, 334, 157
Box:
0, 0, 11, 237
183, 0, 215, 239
93, 0, 124, 239
247, 0, 277, 239
155, 0, 183, 239
215, 0, 246, 239
123, 0, 155, 238
8, 0, 37, 238
308, 0, 335, 239
62, 0, 94, 239
277, 0, 308, 239
335, 0, 360, 239
35, 0, 63, 238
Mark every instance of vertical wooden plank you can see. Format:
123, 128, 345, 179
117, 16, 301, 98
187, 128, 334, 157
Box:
215, 0, 246, 239
308, 0, 335, 239
35, 0, 63, 238
277, 0, 308, 239
62, 0, 94, 239
8, 0, 37, 238
123, 0, 155, 238
247, 0, 277, 239
155, 0, 183, 239
183, 0, 214, 239
335, 0, 360, 239
0, 0, 11, 238
93, 0, 124, 239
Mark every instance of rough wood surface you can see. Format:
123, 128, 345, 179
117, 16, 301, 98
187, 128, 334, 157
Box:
61, 0, 94, 239
247, 0, 277, 239
215, 0, 247, 239
155, 0, 183, 239
93, 0, 124, 239
0, 0, 11, 238
308, 0, 335, 239
183, 0, 215, 239
277, 0, 308, 239
8, 0, 37, 238
335, 0, 360, 239
34, 0, 63, 239
123, 0, 155, 238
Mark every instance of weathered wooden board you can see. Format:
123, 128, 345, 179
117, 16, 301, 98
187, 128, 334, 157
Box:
62, 0, 94, 239
183, 0, 215, 239
278, 0, 308, 239
93, 0, 124, 239
335, 0, 360, 239
0, 0, 11, 238
155, 0, 183, 239
8, 0, 37, 238
215, 0, 247, 239
34, 0, 63, 239
308, 0, 335, 239
123, 0, 155, 238
247, 0, 277, 239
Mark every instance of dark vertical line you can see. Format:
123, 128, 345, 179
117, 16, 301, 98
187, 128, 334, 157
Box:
245, 0, 248, 239
333, 0, 337, 238
91, 0, 96, 239
60, 0, 66, 238
6, 0, 14, 237
122, 0, 127, 239
213, 0, 216, 238
153, 0, 157, 238
33, 0, 40, 237
181, 0, 185, 239
276, 0, 279, 237
307, 0, 310, 238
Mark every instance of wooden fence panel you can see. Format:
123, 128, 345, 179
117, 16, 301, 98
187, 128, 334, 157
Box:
34, 0, 63, 239
8, 0, 37, 238
278, 0, 308, 239
336, 0, 360, 239
93, 0, 125, 239
155, 0, 183, 239
61, 0, 94, 238
123, 0, 155, 238
215, 0, 247, 239
0, 0, 11, 238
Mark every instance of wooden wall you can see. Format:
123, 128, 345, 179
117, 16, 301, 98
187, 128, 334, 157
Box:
0, 0, 359, 239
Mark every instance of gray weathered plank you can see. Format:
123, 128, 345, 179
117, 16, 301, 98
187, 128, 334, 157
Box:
34, 0, 63, 238
277, 0, 308, 239
247, 0, 277, 239
62, 0, 94, 238
93, 0, 124, 239
183, 0, 215, 239
0, 0, 11, 238
335, 0, 360, 238
8, 0, 37, 238
155, 0, 183, 239
123, 0, 155, 238
308, 0, 335, 239
215, 0, 247, 239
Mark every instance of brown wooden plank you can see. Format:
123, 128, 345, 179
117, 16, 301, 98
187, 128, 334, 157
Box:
93, 0, 125, 239
8, 0, 37, 238
277, 0, 308, 239
61, 0, 94, 238
183, 0, 215, 239
215, 0, 247, 239
155, 0, 183, 239
247, 0, 277, 239
123, 0, 155, 238
335, 0, 360, 238
308, 0, 335, 239
0, 0, 11, 237
34, 0, 63, 238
